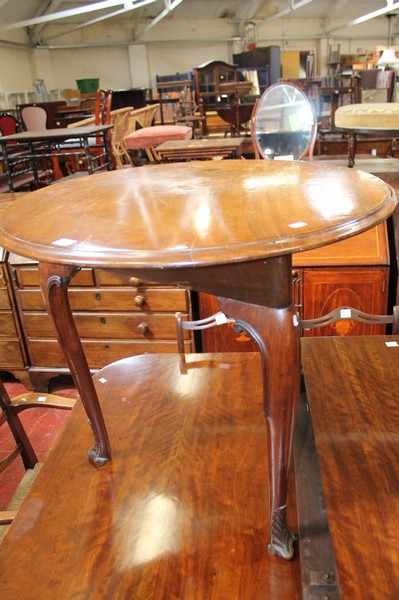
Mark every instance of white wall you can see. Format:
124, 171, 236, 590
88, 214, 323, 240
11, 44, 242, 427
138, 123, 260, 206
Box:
48, 46, 131, 91
0, 15, 396, 101
147, 41, 230, 87
0, 46, 33, 91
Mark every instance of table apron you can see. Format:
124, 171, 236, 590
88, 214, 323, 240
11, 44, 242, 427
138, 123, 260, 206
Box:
109, 254, 293, 309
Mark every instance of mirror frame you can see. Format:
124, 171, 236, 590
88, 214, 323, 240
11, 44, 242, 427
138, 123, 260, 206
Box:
250, 82, 317, 161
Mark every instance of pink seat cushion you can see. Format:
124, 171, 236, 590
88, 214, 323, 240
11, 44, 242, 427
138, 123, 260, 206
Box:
123, 125, 192, 150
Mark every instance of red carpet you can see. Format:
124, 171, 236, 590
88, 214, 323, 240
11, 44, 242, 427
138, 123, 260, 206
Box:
0, 381, 78, 510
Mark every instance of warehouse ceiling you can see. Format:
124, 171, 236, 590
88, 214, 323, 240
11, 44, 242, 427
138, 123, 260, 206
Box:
0, 0, 399, 46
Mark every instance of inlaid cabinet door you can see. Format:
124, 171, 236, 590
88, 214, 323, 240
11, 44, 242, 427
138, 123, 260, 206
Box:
199, 293, 257, 353
302, 267, 389, 336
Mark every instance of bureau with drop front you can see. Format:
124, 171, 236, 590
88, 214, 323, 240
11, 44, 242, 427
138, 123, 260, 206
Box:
199, 222, 391, 351
8, 254, 194, 390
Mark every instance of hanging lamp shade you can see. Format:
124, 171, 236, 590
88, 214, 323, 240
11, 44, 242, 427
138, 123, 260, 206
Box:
377, 47, 399, 66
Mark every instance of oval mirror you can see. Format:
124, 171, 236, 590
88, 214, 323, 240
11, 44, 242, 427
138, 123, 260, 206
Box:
251, 82, 316, 161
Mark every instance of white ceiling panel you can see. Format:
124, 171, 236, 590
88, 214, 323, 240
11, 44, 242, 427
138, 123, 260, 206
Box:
1, 1, 399, 44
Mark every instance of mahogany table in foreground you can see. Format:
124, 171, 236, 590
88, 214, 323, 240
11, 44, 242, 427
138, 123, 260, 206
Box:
0, 353, 301, 599
0, 161, 395, 559
301, 336, 399, 599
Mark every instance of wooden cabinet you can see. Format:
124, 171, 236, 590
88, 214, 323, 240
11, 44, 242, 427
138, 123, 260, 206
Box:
299, 268, 388, 336
233, 46, 280, 86
0, 249, 30, 387
200, 223, 390, 351
193, 60, 238, 110
8, 254, 194, 389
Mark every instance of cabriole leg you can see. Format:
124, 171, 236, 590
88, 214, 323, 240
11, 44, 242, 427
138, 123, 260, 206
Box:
38, 262, 111, 466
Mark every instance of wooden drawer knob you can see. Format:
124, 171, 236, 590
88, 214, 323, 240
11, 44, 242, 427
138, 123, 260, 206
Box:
129, 277, 141, 287
133, 295, 145, 307
136, 322, 148, 334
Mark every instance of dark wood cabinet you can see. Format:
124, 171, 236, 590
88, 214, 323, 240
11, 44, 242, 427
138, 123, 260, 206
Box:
200, 223, 390, 351
300, 267, 388, 336
233, 45, 281, 85
193, 60, 238, 110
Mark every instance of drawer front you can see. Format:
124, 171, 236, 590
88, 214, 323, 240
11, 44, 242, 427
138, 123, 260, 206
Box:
0, 340, 25, 367
22, 312, 191, 340
0, 312, 18, 337
0, 287, 11, 310
11, 266, 94, 288
28, 339, 193, 369
94, 270, 155, 287
17, 288, 190, 312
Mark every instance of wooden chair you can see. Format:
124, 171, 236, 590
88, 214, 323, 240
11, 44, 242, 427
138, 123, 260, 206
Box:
79, 96, 96, 113
251, 82, 317, 161
61, 88, 113, 175
20, 106, 47, 131
0, 380, 76, 541
175, 87, 207, 137
108, 106, 136, 169
68, 104, 138, 169
67, 88, 113, 129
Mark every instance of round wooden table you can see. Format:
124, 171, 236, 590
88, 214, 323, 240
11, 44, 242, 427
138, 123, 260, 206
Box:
0, 160, 395, 559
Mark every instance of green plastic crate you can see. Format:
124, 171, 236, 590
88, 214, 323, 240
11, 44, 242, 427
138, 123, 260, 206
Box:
76, 78, 99, 94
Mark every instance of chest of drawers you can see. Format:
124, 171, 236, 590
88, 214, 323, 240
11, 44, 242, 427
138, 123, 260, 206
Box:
8, 254, 194, 390
0, 249, 30, 387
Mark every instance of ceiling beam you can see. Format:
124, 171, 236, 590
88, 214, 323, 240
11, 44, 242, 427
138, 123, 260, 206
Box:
140, 0, 184, 35
29, 0, 64, 46
0, 0, 157, 32
43, 0, 157, 43
323, 0, 349, 30
327, 1, 399, 35
234, 0, 264, 22
260, 0, 317, 25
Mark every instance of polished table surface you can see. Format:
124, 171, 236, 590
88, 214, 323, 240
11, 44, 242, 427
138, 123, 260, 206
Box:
0, 160, 393, 265
302, 335, 399, 599
0, 352, 301, 599
0, 160, 395, 560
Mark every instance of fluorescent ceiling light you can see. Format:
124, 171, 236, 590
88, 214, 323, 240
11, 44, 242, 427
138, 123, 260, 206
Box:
44, 0, 156, 42
328, 2, 399, 34
0, 0, 157, 31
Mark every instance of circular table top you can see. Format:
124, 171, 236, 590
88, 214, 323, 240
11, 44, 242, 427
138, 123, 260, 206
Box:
0, 161, 396, 269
